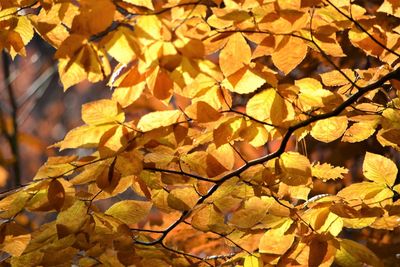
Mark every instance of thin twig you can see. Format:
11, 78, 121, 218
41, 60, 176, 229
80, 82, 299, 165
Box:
2, 51, 20, 186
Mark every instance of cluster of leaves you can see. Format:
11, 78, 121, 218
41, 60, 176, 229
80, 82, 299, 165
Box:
1, 0, 400, 266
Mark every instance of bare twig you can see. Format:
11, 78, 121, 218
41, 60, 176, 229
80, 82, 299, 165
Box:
2, 51, 20, 186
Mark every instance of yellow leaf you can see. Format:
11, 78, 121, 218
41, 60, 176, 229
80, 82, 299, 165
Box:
296, 78, 335, 108
219, 33, 251, 77
32, 156, 77, 180
222, 67, 266, 94
137, 110, 182, 132
123, 0, 154, 10
363, 152, 397, 186
319, 69, 356, 86
56, 201, 89, 236
103, 27, 138, 64
55, 124, 115, 150
57, 48, 86, 90
271, 36, 308, 74
30, 3, 77, 47
342, 120, 378, 143
71, 0, 115, 35
279, 152, 312, 186
56, 35, 110, 90
334, 239, 383, 267
70, 160, 110, 185
185, 101, 222, 123
376, 128, 400, 150
111, 64, 146, 108
279, 183, 310, 201
167, 187, 198, 211
1, 234, 31, 256
349, 26, 387, 57
105, 200, 152, 225
371, 215, 400, 230
337, 182, 393, 204
303, 207, 343, 236
99, 125, 132, 157
82, 99, 124, 126
207, 143, 235, 171
246, 88, 293, 125
311, 116, 348, 143
312, 162, 348, 181
135, 15, 162, 41
259, 229, 294, 255
0, 191, 31, 219
244, 255, 263, 267
191, 204, 226, 233
230, 196, 271, 228
343, 217, 376, 229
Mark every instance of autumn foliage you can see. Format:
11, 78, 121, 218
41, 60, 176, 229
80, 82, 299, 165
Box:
1, 0, 400, 266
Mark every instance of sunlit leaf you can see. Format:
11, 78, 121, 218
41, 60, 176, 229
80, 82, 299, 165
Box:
334, 239, 383, 267
363, 152, 397, 186
105, 200, 152, 225
311, 116, 348, 143
312, 162, 348, 181
137, 110, 182, 132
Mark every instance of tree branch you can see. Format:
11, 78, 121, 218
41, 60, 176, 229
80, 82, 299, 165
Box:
2, 51, 20, 186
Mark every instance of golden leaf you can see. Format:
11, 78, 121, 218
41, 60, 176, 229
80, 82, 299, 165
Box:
102, 27, 139, 64
191, 204, 226, 233
230, 196, 271, 228
319, 69, 356, 87
259, 229, 294, 255
185, 101, 222, 123
296, 78, 335, 109
311, 116, 348, 143
271, 36, 308, 74
312, 162, 348, 180
363, 152, 397, 186
279, 152, 312, 186
82, 99, 124, 126
105, 200, 152, 225
167, 187, 198, 211
342, 120, 378, 143
55, 124, 115, 150
1, 234, 31, 256
337, 182, 393, 205
56, 201, 89, 236
70, 0, 115, 35
243, 255, 263, 267
221, 66, 266, 94
246, 88, 293, 125
137, 110, 182, 132
219, 33, 251, 77
334, 239, 383, 267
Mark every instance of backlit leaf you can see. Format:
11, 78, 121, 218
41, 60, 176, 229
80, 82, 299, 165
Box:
271, 36, 308, 74
334, 239, 383, 267
311, 116, 348, 143
312, 162, 348, 181
105, 200, 152, 225
259, 229, 294, 255
220, 33, 251, 77
363, 152, 397, 186
230, 197, 271, 228
82, 99, 124, 126
279, 152, 312, 186
137, 110, 182, 132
